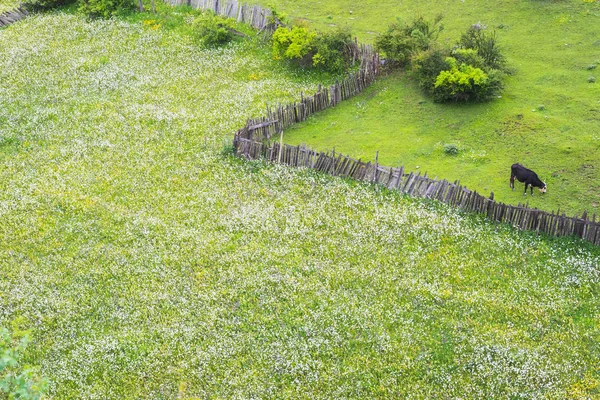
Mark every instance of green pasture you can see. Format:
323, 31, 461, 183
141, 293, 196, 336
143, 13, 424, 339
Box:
1, 4, 600, 399
268, 0, 600, 215
0, 0, 21, 13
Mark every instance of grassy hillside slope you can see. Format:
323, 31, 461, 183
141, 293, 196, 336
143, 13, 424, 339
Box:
268, 0, 600, 215
1, 8, 599, 399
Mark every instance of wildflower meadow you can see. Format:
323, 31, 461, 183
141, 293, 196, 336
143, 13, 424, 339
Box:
1, 7, 599, 400
0, 0, 20, 13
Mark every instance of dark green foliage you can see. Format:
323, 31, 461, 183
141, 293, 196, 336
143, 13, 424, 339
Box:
272, 25, 353, 73
221, 144, 235, 156
443, 143, 459, 155
192, 12, 235, 48
412, 47, 450, 93
374, 15, 443, 67
406, 14, 444, 49
451, 48, 486, 70
374, 26, 414, 67
78, 0, 134, 18
459, 25, 506, 71
312, 28, 352, 73
22, 0, 75, 11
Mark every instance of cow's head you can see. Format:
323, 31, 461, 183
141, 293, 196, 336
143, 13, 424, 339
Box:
540, 183, 547, 193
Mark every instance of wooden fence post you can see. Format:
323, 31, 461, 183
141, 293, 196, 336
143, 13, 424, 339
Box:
374, 151, 379, 183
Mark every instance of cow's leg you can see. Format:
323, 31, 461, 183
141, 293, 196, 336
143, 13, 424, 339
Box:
523, 183, 528, 196
510, 174, 515, 190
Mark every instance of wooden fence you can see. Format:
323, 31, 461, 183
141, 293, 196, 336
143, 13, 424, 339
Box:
233, 137, 600, 246
0, 6, 28, 28
236, 44, 379, 142
163, 0, 380, 142
164, 0, 275, 31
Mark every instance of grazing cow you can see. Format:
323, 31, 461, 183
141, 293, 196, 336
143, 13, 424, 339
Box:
510, 163, 547, 195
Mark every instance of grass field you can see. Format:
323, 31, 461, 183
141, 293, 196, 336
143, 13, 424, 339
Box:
267, 0, 600, 216
1, 4, 600, 399
0, 0, 21, 13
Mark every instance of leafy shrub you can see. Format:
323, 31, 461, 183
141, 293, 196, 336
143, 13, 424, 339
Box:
78, 0, 134, 18
459, 25, 506, 71
443, 143, 460, 155
0, 327, 48, 399
312, 28, 352, 73
451, 48, 486, 70
589, 76, 596, 83
412, 46, 451, 93
192, 12, 236, 48
272, 26, 353, 73
412, 24, 507, 102
433, 57, 503, 102
272, 26, 317, 66
22, 0, 75, 11
375, 15, 443, 67
374, 24, 415, 67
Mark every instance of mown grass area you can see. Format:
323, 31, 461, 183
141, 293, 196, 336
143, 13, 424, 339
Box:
268, 0, 600, 216
0, 0, 21, 13
1, 5, 600, 400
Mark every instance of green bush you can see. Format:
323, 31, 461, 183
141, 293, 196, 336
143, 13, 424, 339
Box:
312, 28, 352, 73
78, 0, 134, 18
412, 46, 451, 93
272, 25, 353, 73
451, 48, 486, 70
192, 12, 236, 48
374, 15, 443, 67
412, 24, 507, 103
374, 24, 415, 67
459, 25, 506, 71
0, 327, 48, 399
272, 26, 317, 66
432, 57, 503, 102
443, 143, 460, 155
22, 0, 75, 11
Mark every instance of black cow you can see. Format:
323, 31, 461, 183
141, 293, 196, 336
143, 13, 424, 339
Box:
510, 163, 546, 195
